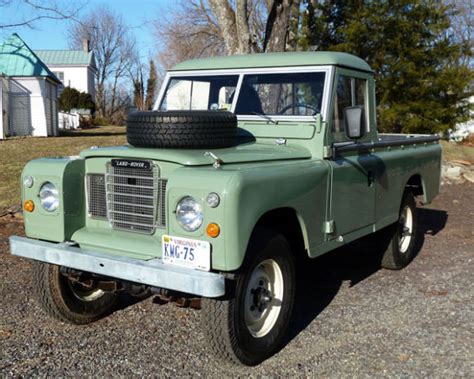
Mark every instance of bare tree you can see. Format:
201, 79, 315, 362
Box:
0, 0, 84, 29
155, 0, 299, 69
155, 1, 227, 69
68, 5, 138, 123
447, 0, 474, 66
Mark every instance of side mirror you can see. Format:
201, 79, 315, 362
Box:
344, 106, 365, 139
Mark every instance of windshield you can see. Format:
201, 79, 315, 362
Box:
159, 71, 326, 116
235, 72, 326, 116
159, 75, 239, 111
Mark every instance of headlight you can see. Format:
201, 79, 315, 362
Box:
176, 196, 203, 231
39, 182, 59, 212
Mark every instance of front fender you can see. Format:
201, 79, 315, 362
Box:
223, 159, 329, 271
166, 159, 329, 272
21, 157, 85, 242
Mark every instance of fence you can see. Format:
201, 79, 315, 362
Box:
58, 111, 80, 130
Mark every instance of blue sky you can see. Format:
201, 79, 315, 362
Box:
0, 0, 173, 59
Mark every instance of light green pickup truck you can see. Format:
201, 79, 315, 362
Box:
11, 52, 441, 365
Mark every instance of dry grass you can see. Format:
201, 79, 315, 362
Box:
440, 140, 474, 164
0, 126, 126, 209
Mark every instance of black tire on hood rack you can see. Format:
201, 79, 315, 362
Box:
126, 110, 238, 149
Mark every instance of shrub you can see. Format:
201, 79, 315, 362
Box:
59, 87, 95, 113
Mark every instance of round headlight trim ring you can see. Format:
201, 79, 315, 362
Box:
39, 182, 60, 212
176, 196, 203, 232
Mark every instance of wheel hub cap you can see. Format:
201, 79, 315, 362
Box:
398, 205, 413, 253
244, 259, 284, 338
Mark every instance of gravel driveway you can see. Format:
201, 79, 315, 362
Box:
1, 183, 473, 377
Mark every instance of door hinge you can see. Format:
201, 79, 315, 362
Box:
323, 220, 335, 234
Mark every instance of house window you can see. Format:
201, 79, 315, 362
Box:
53, 71, 64, 82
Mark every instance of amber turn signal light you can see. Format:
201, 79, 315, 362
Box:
206, 223, 220, 238
23, 200, 35, 212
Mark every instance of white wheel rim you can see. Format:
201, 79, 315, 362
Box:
244, 259, 284, 338
68, 281, 105, 302
398, 205, 413, 253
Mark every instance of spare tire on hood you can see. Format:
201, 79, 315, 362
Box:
126, 110, 237, 149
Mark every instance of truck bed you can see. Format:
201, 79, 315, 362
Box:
334, 133, 440, 153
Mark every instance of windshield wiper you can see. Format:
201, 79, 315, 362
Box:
251, 112, 278, 124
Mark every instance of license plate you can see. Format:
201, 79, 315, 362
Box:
162, 235, 211, 271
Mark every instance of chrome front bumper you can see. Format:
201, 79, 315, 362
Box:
9, 236, 225, 298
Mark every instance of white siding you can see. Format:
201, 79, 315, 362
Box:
48, 64, 95, 100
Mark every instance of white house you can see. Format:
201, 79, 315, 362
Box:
0, 33, 60, 139
35, 40, 97, 100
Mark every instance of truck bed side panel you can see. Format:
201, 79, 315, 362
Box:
374, 142, 441, 229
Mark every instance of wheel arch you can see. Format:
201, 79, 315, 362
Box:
405, 173, 427, 203
248, 207, 309, 263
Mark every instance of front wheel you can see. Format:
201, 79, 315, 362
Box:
201, 230, 295, 366
380, 190, 418, 269
32, 262, 118, 324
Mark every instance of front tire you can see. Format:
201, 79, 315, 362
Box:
380, 190, 418, 269
201, 229, 295, 366
32, 262, 118, 324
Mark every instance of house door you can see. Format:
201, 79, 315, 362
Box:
9, 94, 31, 136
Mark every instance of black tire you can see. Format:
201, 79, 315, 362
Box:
127, 110, 237, 149
32, 262, 118, 324
201, 229, 295, 366
380, 191, 418, 270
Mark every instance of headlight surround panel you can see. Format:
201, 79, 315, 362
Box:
39, 182, 60, 212
176, 196, 203, 232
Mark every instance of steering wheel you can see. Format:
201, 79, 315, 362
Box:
278, 103, 319, 115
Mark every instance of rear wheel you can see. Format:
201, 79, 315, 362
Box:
32, 262, 118, 324
380, 191, 418, 269
201, 229, 295, 366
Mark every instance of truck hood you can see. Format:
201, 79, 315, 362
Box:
80, 142, 311, 166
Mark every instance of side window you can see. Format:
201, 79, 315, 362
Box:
333, 75, 352, 133
355, 78, 366, 108
332, 75, 368, 135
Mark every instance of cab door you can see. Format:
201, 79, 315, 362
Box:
327, 70, 378, 238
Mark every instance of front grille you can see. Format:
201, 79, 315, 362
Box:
86, 162, 167, 234
86, 174, 107, 219
105, 162, 167, 234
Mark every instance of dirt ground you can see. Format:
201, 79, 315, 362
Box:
0, 183, 473, 377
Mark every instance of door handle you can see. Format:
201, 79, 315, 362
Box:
367, 171, 374, 186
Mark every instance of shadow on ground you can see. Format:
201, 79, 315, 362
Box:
284, 207, 448, 347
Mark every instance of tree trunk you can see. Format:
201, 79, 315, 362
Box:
287, 0, 301, 51
264, 0, 293, 52
209, 0, 239, 54
235, 0, 252, 53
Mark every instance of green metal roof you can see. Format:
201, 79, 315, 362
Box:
0, 33, 60, 82
171, 51, 372, 72
34, 49, 96, 68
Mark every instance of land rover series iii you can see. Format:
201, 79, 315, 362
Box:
10, 52, 441, 365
